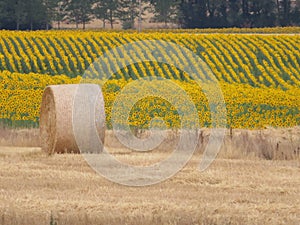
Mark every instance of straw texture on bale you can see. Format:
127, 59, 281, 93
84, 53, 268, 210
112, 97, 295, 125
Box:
40, 84, 106, 154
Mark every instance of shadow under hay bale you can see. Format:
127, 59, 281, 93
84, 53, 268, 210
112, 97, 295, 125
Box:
40, 84, 106, 155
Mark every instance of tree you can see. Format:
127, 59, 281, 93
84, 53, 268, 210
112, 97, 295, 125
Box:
117, 0, 148, 29
14, 0, 27, 30
42, 0, 61, 30
290, 0, 300, 25
117, 0, 138, 29
26, 0, 46, 30
65, 0, 95, 29
275, 0, 300, 26
281, 0, 291, 25
179, 0, 208, 28
206, 0, 229, 28
0, 0, 27, 30
149, 0, 179, 27
0, 0, 49, 30
274, 0, 292, 26
94, 0, 109, 28
276, 0, 280, 15
227, 0, 242, 27
241, 0, 249, 21
53, 0, 68, 29
248, 0, 276, 27
94, 0, 118, 29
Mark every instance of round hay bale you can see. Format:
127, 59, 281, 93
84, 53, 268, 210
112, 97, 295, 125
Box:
40, 84, 106, 154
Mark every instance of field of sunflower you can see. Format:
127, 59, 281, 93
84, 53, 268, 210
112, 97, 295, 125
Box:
0, 30, 299, 129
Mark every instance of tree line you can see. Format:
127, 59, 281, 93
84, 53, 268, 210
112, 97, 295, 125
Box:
0, 0, 299, 30
180, 0, 300, 28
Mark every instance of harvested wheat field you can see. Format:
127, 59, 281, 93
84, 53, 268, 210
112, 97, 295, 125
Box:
0, 146, 299, 225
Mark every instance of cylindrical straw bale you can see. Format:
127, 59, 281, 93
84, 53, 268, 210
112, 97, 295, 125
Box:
40, 84, 106, 154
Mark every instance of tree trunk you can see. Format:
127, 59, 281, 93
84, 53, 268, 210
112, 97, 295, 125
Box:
206, 0, 211, 14
283, 0, 290, 25
76, 18, 79, 29
207, 0, 215, 19
83, 21, 86, 30
276, 0, 280, 14
110, 10, 113, 29
242, 0, 248, 14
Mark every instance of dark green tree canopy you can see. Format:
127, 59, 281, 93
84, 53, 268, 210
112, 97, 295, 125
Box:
149, 0, 179, 26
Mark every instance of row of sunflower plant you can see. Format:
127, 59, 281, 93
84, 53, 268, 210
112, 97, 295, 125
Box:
0, 71, 299, 129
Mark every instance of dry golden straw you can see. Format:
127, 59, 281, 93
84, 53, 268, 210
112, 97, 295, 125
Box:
40, 84, 106, 154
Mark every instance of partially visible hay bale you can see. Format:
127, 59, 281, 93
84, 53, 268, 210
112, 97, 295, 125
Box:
40, 84, 105, 154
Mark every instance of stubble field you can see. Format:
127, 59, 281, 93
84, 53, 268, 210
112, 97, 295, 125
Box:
0, 146, 299, 225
